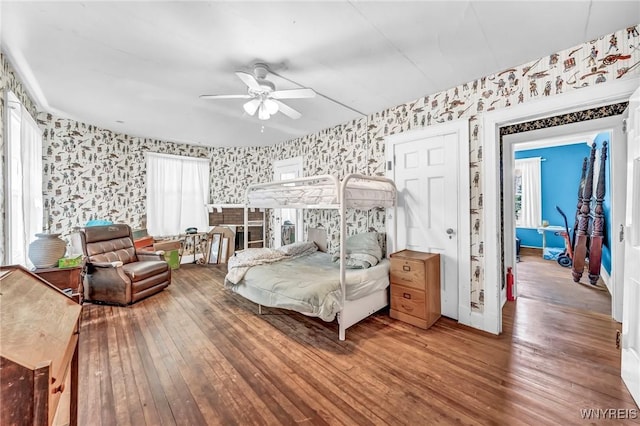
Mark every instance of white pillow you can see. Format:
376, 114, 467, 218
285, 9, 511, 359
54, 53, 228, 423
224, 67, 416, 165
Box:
276, 241, 318, 256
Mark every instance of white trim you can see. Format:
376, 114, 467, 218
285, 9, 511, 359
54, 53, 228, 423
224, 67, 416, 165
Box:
385, 119, 470, 325
513, 132, 595, 151
483, 76, 639, 335
144, 151, 210, 163
273, 156, 304, 246
601, 267, 611, 292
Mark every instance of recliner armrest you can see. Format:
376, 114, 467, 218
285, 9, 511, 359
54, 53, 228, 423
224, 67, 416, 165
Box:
90, 261, 124, 268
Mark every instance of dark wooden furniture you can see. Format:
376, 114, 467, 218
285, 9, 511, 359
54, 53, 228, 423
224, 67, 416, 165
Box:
389, 250, 441, 329
207, 205, 265, 248
0, 265, 82, 426
572, 143, 597, 282
571, 142, 608, 285
33, 265, 84, 303
588, 141, 608, 285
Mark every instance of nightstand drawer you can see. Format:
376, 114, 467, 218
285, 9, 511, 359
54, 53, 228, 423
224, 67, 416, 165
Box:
390, 258, 425, 290
390, 285, 426, 319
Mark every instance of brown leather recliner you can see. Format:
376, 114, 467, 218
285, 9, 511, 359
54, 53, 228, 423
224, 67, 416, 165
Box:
79, 224, 171, 305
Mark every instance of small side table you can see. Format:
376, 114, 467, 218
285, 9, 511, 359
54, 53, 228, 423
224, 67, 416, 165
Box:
536, 225, 569, 258
32, 265, 84, 303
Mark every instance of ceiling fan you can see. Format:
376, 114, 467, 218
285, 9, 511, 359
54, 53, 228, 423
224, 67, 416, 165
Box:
200, 63, 316, 120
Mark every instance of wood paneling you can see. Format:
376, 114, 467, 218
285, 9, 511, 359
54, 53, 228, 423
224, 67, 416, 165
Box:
77, 263, 638, 425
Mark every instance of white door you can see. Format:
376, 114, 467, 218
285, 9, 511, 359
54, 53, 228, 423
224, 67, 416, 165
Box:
273, 157, 303, 247
621, 87, 640, 407
612, 116, 628, 323
393, 132, 460, 319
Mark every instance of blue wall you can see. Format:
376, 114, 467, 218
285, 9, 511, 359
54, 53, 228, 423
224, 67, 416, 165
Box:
514, 135, 612, 274
515, 143, 591, 249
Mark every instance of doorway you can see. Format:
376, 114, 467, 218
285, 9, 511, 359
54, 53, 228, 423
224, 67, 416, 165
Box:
508, 130, 619, 317
481, 77, 638, 335
503, 114, 626, 321
273, 157, 303, 247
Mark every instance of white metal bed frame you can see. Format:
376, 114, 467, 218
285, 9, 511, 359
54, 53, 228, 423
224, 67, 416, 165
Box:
242, 173, 397, 340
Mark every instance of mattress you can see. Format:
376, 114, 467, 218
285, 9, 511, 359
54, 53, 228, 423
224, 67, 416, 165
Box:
224, 251, 390, 322
247, 178, 396, 209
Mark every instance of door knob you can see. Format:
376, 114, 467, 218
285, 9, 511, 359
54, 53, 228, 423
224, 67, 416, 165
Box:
446, 228, 455, 239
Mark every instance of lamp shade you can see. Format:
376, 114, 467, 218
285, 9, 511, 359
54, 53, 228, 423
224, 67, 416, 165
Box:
243, 99, 260, 116
258, 102, 270, 120
264, 98, 279, 115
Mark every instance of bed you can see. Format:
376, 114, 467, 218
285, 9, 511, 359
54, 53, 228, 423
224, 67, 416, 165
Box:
223, 173, 397, 340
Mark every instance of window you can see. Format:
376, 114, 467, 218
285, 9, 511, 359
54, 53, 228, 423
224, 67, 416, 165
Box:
5, 90, 43, 266
146, 152, 210, 236
514, 157, 542, 228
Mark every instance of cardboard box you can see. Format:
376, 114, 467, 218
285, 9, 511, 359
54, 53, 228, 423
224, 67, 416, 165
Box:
58, 255, 83, 269
163, 249, 180, 270
153, 240, 181, 251
134, 236, 153, 249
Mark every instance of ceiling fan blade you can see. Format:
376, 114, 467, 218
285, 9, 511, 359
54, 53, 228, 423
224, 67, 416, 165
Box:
243, 99, 261, 116
235, 71, 261, 91
270, 88, 316, 99
273, 100, 302, 119
199, 94, 252, 99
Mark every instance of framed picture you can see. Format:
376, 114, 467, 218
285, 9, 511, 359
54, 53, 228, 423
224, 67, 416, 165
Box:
207, 233, 222, 264
220, 237, 229, 263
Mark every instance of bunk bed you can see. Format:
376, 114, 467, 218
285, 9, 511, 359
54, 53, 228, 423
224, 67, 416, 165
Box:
224, 173, 397, 340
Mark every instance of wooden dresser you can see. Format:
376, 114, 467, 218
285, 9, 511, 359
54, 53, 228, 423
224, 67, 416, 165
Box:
0, 266, 82, 426
389, 250, 441, 329
32, 265, 84, 303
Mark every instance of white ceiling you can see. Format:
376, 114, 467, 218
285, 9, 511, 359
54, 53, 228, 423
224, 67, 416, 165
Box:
2, 1, 638, 148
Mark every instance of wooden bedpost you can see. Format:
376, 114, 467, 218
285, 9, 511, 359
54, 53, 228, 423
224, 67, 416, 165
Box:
588, 142, 607, 285
573, 157, 588, 243
572, 144, 597, 283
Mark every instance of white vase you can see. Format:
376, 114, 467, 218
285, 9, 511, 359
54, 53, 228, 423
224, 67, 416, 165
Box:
28, 233, 67, 268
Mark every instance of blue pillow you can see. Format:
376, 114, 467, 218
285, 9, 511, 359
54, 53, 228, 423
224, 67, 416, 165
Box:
86, 219, 113, 227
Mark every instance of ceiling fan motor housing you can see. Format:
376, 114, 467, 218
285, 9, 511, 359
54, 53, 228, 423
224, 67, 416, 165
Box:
253, 63, 275, 92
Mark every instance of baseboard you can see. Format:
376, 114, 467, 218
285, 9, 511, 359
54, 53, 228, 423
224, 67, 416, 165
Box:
601, 267, 611, 293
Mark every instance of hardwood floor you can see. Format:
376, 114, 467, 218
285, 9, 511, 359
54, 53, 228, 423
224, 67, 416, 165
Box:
78, 263, 638, 425
516, 248, 612, 315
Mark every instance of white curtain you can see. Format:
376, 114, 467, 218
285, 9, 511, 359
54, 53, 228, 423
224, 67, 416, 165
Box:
146, 152, 210, 236
6, 97, 43, 266
515, 157, 542, 228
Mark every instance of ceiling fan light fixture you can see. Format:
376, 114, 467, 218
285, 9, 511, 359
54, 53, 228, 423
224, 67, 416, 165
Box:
264, 98, 279, 115
258, 102, 270, 120
243, 99, 260, 116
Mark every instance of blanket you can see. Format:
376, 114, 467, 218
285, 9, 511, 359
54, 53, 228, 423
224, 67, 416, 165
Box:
226, 241, 317, 284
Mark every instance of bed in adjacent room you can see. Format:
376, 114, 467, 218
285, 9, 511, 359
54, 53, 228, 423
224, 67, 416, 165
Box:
224, 173, 397, 340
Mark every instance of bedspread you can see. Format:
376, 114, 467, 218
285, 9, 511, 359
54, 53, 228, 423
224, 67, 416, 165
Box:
224, 251, 390, 322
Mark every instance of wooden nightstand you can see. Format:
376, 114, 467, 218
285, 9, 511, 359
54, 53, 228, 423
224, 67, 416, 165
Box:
389, 250, 441, 329
32, 265, 84, 303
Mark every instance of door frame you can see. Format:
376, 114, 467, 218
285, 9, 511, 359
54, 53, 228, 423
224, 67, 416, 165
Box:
482, 76, 640, 334
504, 117, 626, 321
385, 119, 471, 324
273, 156, 304, 246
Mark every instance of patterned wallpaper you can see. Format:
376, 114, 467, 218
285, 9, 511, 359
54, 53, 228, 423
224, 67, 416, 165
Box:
2, 25, 639, 313
38, 115, 211, 237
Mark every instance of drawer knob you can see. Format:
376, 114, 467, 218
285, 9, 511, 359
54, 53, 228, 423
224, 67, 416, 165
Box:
403, 293, 411, 299
402, 265, 411, 272
401, 303, 413, 311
